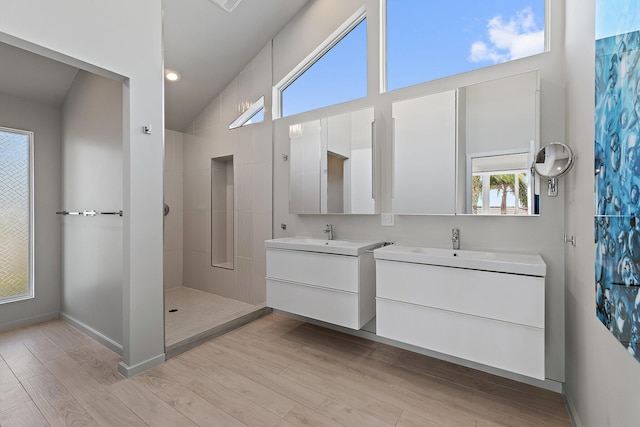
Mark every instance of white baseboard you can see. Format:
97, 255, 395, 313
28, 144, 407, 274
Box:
118, 353, 165, 378
562, 385, 582, 427
59, 312, 123, 356
0, 311, 59, 332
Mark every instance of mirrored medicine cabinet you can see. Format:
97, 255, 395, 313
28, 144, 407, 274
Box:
287, 71, 541, 216
288, 107, 376, 214
392, 89, 457, 214
390, 71, 540, 216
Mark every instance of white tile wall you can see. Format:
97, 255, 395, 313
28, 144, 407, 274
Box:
236, 163, 254, 214
236, 256, 253, 303
236, 127, 254, 165
181, 42, 273, 304
253, 122, 272, 163
183, 134, 211, 172
220, 83, 238, 127
236, 67, 253, 116
206, 99, 221, 129
253, 161, 272, 213
184, 209, 211, 254
236, 212, 253, 258
164, 130, 184, 290
210, 211, 228, 264
184, 168, 212, 211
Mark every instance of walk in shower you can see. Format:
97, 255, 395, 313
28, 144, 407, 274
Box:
163, 123, 272, 358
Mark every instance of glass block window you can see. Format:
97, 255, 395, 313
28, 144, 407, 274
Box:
0, 127, 33, 303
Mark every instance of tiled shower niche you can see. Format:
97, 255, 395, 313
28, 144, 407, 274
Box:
211, 155, 234, 269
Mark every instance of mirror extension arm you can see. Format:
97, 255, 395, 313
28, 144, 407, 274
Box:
531, 142, 575, 197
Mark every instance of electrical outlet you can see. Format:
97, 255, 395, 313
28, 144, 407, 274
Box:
381, 213, 395, 227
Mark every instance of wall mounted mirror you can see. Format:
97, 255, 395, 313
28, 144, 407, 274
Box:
532, 142, 575, 178
457, 71, 540, 215
389, 71, 539, 215
532, 142, 575, 197
288, 107, 376, 214
391, 90, 457, 215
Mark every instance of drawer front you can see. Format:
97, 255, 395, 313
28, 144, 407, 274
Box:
376, 298, 545, 380
267, 249, 359, 292
376, 260, 544, 328
267, 279, 360, 329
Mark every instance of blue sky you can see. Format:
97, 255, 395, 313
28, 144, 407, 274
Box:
388, 0, 544, 90
596, 0, 640, 40
282, 19, 367, 117
283, 1, 545, 117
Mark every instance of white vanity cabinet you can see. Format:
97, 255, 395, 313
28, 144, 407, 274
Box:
265, 237, 378, 330
374, 245, 546, 380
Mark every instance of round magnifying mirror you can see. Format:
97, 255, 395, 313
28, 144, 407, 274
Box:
532, 142, 575, 178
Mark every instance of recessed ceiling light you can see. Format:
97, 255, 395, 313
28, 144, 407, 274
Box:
165, 70, 181, 82
208, 0, 243, 13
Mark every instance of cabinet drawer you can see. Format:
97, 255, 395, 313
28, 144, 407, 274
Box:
267, 249, 359, 292
267, 279, 360, 329
376, 260, 544, 328
376, 298, 545, 380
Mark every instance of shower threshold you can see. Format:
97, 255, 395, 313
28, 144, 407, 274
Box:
164, 287, 271, 359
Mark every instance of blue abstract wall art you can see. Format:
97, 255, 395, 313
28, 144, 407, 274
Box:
595, 29, 640, 362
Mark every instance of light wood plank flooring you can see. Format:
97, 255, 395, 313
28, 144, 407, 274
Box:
0, 313, 572, 426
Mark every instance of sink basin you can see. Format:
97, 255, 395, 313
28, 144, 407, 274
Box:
265, 237, 381, 256
374, 244, 546, 276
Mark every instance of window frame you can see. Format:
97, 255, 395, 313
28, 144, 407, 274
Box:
0, 126, 35, 304
229, 96, 265, 129
273, 5, 367, 119
473, 170, 531, 215
467, 150, 534, 215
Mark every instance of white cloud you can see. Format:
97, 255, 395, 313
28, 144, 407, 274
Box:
469, 7, 544, 63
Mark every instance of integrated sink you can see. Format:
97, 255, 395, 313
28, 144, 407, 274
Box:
265, 237, 381, 256
374, 244, 546, 276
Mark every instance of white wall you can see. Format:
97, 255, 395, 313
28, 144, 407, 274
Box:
271, 0, 567, 387
164, 130, 184, 290
0, 93, 61, 331
60, 70, 123, 352
465, 72, 538, 156
183, 43, 273, 304
0, 0, 165, 376
564, 0, 640, 425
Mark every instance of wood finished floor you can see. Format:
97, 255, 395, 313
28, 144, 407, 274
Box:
0, 313, 572, 427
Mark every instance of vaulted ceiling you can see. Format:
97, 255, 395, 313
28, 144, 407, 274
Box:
0, 0, 310, 131
162, 0, 310, 131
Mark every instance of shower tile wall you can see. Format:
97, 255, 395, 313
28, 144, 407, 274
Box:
164, 130, 184, 290
182, 43, 273, 304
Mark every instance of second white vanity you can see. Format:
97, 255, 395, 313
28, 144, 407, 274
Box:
265, 237, 379, 330
374, 244, 547, 380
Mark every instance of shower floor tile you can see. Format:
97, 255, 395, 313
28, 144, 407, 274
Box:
164, 287, 263, 350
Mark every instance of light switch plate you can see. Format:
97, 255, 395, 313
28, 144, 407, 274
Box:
381, 213, 395, 227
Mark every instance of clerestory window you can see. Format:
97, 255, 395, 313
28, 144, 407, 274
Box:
229, 96, 265, 129
275, 7, 368, 118
384, 0, 546, 92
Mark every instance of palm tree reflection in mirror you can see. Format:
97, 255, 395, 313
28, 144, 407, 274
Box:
473, 173, 528, 215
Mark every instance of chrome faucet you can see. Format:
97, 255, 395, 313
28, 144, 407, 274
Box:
452, 228, 460, 250
323, 224, 334, 240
